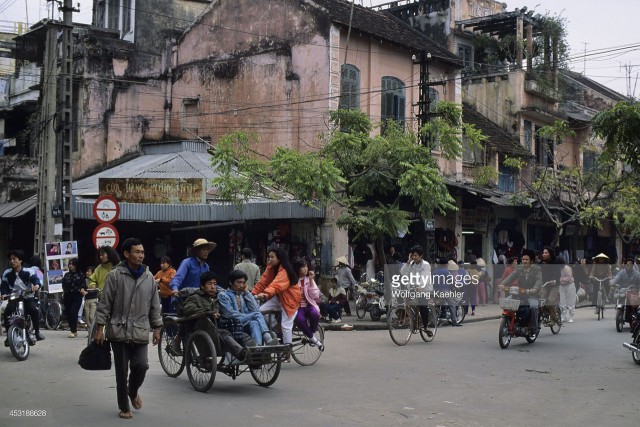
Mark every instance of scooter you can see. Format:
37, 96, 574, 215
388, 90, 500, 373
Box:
498, 286, 541, 349
622, 306, 640, 365
4, 290, 37, 361
614, 286, 639, 332
355, 273, 387, 321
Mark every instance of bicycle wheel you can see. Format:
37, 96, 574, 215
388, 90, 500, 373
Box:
250, 356, 281, 387
455, 303, 466, 324
185, 331, 217, 392
550, 307, 561, 334
158, 320, 185, 378
498, 316, 511, 349
291, 326, 324, 366
597, 292, 603, 321
616, 309, 624, 332
46, 300, 62, 330
419, 306, 437, 342
387, 304, 413, 346
355, 297, 366, 320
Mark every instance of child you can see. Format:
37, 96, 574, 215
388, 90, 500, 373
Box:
293, 259, 324, 351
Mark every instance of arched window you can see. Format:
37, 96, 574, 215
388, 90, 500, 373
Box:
339, 64, 360, 110
381, 76, 406, 132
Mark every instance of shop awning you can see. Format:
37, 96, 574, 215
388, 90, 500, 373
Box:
72, 141, 325, 222
0, 195, 36, 218
445, 179, 532, 206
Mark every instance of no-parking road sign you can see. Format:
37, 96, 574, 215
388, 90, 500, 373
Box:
93, 195, 120, 223
92, 223, 120, 249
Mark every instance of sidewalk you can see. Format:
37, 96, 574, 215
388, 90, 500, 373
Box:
323, 301, 502, 331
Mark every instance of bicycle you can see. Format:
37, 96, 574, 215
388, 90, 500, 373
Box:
590, 277, 609, 321
262, 310, 325, 366
538, 280, 561, 335
387, 300, 439, 346
38, 290, 62, 330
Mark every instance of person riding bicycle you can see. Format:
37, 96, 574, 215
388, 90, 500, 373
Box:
181, 271, 252, 362
590, 253, 612, 311
1, 250, 45, 345
537, 247, 561, 325
498, 249, 542, 333
218, 269, 278, 346
400, 246, 433, 334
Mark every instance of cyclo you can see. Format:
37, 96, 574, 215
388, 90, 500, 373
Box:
157, 291, 290, 392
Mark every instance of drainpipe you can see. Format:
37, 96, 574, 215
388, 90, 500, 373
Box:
164, 41, 177, 135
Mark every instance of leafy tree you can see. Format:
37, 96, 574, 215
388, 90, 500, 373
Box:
592, 101, 640, 171
210, 103, 485, 242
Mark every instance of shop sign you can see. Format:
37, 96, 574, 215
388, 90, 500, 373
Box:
99, 178, 206, 204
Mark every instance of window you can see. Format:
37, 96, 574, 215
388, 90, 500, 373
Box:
457, 44, 473, 68
462, 138, 483, 163
583, 150, 597, 174
97, 0, 134, 40
381, 76, 406, 132
182, 99, 200, 134
535, 133, 554, 166
107, 0, 120, 30
498, 162, 517, 193
122, 0, 132, 35
428, 87, 439, 114
339, 64, 360, 110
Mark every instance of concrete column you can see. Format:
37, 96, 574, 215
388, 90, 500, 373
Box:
516, 17, 524, 68
526, 24, 533, 71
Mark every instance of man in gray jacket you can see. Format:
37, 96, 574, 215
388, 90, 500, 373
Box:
94, 238, 162, 420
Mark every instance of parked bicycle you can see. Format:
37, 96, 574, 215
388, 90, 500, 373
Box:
590, 277, 609, 320
387, 300, 439, 346
38, 289, 62, 330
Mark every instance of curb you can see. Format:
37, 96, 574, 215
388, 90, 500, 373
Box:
323, 314, 503, 331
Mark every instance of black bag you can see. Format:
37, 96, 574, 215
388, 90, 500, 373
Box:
78, 341, 112, 370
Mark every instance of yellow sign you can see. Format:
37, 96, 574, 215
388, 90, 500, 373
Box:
99, 178, 205, 204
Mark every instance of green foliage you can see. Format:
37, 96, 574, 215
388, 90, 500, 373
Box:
472, 166, 498, 188
211, 104, 481, 240
503, 156, 526, 170
592, 101, 640, 171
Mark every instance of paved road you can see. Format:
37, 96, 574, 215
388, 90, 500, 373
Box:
0, 307, 638, 427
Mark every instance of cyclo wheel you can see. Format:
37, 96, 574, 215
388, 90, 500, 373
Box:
550, 306, 561, 334
616, 309, 624, 332
185, 331, 217, 392
419, 305, 437, 343
250, 352, 282, 387
355, 297, 366, 320
158, 319, 185, 378
387, 304, 413, 346
498, 316, 511, 349
8, 324, 29, 361
46, 300, 62, 330
291, 325, 324, 366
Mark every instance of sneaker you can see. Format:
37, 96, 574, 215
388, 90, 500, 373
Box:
568, 319, 574, 323
332, 318, 342, 324
425, 330, 434, 338
68, 332, 77, 338
35, 332, 45, 341
265, 337, 279, 346
317, 341, 325, 352
78, 319, 86, 325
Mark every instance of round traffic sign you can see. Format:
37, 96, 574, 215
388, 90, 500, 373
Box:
93, 195, 120, 223
92, 223, 120, 249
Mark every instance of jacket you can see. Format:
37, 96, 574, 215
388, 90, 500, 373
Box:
95, 262, 162, 344
88, 262, 114, 291
1, 267, 40, 297
336, 265, 357, 288
299, 276, 320, 312
233, 260, 261, 290
400, 260, 432, 292
154, 267, 176, 298
218, 288, 262, 322
501, 265, 543, 294
182, 288, 222, 318
252, 264, 301, 317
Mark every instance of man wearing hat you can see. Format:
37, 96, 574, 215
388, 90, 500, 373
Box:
590, 253, 611, 310
170, 238, 217, 295
335, 256, 357, 315
499, 249, 543, 333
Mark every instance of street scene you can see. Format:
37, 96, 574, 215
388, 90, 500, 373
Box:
2, 0, 640, 426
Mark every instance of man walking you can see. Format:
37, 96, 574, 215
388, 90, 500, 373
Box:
233, 248, 260, 291
94, 238, 162, 420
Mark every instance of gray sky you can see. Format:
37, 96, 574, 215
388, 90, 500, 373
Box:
2, 0, 639, 97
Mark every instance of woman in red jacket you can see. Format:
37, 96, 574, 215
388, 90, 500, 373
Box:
253, 247, 301, 349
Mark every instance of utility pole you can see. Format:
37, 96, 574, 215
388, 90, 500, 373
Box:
35, 0, 78, 257
415, 51, 432, 147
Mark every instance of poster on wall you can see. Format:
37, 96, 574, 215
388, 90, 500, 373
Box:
44, 241, 78, 293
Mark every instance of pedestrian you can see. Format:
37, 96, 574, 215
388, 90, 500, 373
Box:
476, 258, 489, 306
154, 256, 176, 313
82, 266, 99, 337
62, 258, 86, 338
88, 246, 120, 296
465, 261, 479, 315
233, 248, 260, 291
94, 238, 162, 420
335, 256, 357, 312
558, 256, 576, 323
252, 247, 301, 358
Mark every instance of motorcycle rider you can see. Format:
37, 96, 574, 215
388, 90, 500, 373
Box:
1, 250, 45, 345
498, 249, 542, 333
611, 258, 640, 291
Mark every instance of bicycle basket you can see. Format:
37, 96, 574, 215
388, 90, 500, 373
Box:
499, 298, 520, 311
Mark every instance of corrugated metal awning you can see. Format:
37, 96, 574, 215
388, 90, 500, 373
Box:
0, 195, 36, 218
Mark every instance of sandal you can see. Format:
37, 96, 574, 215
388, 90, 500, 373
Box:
129, 394, 142, 410
118, 411, 133, 419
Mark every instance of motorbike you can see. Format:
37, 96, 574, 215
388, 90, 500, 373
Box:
4, 290, 37, 361
498, 286, 541, 349
355, 272, 388, 321
623, 306, 640, 365
613, 286, 639, 332
435, 291, 466, 326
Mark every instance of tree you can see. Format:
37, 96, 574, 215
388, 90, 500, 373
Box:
210, 103, 485, 242
592, 101, 640, 171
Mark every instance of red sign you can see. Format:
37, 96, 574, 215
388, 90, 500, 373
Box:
92, 224, 120, 249
93, 195, 120, 224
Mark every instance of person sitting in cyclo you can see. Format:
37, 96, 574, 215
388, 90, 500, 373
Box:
181, 272, 253, 362
292, 258, 324, 351
218, 270, 278, 346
